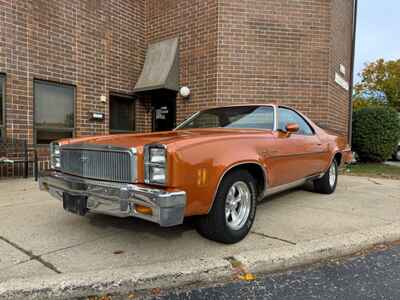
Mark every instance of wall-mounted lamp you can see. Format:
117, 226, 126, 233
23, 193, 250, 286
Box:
179, 86, 191, 98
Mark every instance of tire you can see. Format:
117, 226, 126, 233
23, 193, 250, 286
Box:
313, 159, 338, 194
195, 170, 257, 244
394, 149, 400, 161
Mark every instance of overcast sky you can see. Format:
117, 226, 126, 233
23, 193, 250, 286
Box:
354, 0, 399, 82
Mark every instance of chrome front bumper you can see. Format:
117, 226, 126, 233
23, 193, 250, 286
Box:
39, 170, 186, 227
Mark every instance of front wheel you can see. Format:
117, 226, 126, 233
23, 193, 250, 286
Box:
195, 170, 257, 244
313, 159, 338, 194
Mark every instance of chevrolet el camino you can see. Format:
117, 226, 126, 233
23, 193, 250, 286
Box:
39, 105, 352, 244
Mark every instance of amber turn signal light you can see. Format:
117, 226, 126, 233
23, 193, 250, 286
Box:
135, 205, 153, 216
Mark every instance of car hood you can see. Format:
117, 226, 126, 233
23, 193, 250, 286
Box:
59, 128, 274, 150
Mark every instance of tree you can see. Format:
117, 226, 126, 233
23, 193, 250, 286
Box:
352, 94, 384, 111
355, 59, 400, 111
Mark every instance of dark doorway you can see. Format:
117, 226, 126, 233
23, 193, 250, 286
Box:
152, 91, 176, 132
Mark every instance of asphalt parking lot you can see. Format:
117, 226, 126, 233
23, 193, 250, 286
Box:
0, 175, 399, 284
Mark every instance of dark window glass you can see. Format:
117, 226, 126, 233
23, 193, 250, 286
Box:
0, 75, 5, 139
278, 107, 314, 135
177, 106, 275, 130
34, 81, 75, 144
109, 95, 135, 133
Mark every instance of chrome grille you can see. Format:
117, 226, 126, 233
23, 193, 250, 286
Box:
60, 145, 136, 183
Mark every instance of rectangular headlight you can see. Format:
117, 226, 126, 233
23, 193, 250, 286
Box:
150, 148, 166, 163
149, 166, 166, 184
145, 145, 167, 185
50, 142, 61, 169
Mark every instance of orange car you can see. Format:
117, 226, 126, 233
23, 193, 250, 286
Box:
39, 105, 352, 244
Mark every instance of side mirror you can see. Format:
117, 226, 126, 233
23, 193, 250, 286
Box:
286, 123, 299, 134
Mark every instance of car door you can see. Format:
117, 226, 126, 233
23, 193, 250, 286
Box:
265, 107, 328, 187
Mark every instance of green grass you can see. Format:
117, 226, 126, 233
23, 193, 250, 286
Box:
344, 163, 400, 180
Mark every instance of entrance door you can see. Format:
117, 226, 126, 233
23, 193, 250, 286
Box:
152, 91, 176, 132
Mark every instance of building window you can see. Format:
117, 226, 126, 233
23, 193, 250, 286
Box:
34, 80, 75, 144
109, 94, 135, 134
0, 75, 5, 139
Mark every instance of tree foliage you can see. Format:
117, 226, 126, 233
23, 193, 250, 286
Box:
352, 106, 400, 162
355, 59, 400, 111
352, 95, 384, 111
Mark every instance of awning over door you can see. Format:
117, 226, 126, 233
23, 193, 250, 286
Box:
133, 37, 179, 93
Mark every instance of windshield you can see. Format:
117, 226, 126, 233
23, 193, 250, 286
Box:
176, 106, 275, 130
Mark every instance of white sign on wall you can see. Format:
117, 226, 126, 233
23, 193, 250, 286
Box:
335, 72, 349, 91
339, 64, 346, 75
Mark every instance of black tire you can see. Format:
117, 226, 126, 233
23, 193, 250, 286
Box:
393, 148, 400, 161
195, 170, 257, 244
313, 159, 338, 194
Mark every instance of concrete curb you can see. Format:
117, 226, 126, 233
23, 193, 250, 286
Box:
1, 222, 400, 300
236, 222, 400, 274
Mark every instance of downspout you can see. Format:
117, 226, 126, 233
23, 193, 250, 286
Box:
348, 0, 358, 145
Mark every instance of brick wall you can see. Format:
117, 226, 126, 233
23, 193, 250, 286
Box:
0, 0, 354, 178
0, 0, 146, 142
146, 0, 219, 125
328, 0, 354, 135
145, 0, 353, 135
216, 0, 353, 137
0, 0, 145, 177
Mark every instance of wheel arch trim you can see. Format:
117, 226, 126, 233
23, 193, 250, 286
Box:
324, 151, 343, 174
207, 161, 268, 214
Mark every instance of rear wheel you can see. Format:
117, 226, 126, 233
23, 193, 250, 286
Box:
195, 170, 257, 244
313, 159, 338, 194
394, 148, 400, 161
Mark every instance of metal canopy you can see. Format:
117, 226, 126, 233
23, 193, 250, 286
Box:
134, 37, 179, 93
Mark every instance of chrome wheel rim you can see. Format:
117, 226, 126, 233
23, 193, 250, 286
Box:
329, 163, 337, 187
225, 181, 251, 231
396, 151, 400, 161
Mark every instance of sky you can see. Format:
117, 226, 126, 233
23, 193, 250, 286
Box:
354, 0, 399, 83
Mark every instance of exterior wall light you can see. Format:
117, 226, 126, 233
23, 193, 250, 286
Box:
179, 86, 191, 98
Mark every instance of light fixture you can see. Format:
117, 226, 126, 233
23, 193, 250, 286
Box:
179, 86, 191, 98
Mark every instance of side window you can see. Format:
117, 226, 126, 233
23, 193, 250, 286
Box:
226, 106, 274, 130
278, 108, 314, 135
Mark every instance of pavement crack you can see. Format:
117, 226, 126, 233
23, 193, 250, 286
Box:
38, 231, 122, 257
251, 231, 297, 245
368, 178, 383, 185
0, 236, 61, 274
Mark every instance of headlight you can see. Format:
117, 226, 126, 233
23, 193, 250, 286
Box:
149, 148, 166, 163
149, 166, 166, 183
50, 142, 61, 169
145, 145, 167, 185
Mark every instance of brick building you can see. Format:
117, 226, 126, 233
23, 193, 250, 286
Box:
0, 0, 356, 176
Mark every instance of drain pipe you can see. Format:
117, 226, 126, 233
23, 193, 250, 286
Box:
348, 0, 358, 145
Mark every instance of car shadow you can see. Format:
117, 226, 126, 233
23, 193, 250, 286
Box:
86, 212, 196, 240
85, 182, 315, 240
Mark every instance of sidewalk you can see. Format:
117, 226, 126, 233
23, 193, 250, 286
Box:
0, 175, 399, 299
385, 161, 400, 167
